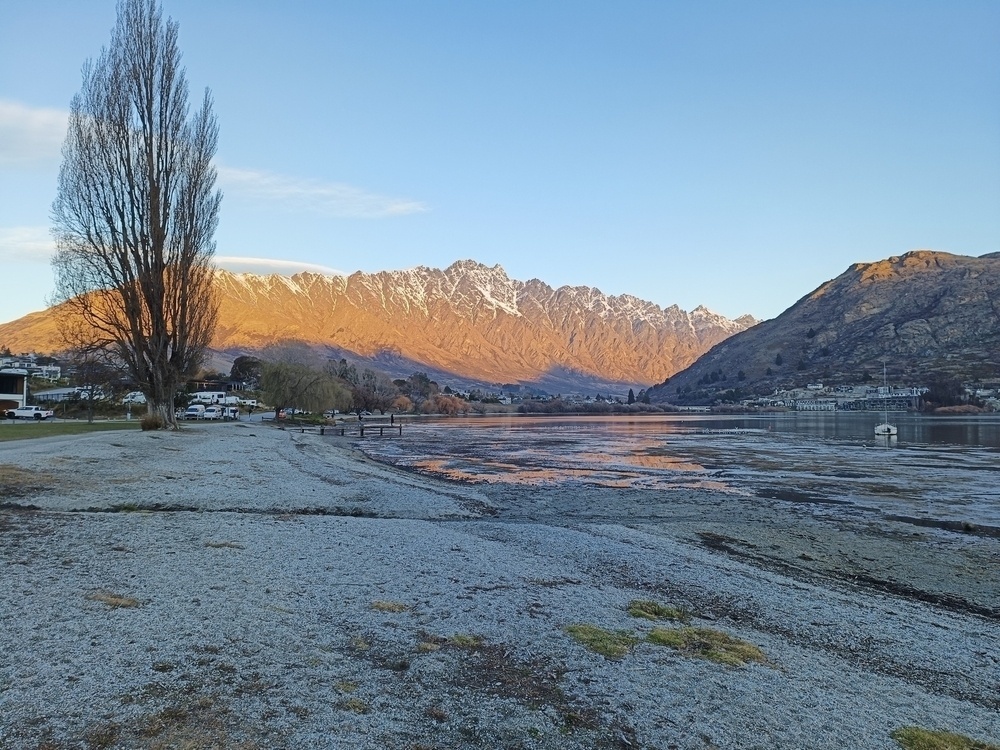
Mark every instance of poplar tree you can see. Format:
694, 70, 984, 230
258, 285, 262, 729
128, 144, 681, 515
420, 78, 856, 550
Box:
52, 0, 221, 428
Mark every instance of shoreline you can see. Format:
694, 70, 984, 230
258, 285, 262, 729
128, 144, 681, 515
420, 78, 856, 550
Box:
1, 424, 998, 749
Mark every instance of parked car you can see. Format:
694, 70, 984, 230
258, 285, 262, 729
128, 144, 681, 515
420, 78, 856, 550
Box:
7, 405, 56, 420
184, 404, 205, 420
201, 406, 223, 420
223, 406, 240, 420
121, 391, 146, 405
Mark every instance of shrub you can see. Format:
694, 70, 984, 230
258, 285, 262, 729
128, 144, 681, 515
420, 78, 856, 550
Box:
140, 413, 164, 431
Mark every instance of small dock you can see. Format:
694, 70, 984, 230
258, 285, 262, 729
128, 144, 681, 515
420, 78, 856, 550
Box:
279, 421, 403, 437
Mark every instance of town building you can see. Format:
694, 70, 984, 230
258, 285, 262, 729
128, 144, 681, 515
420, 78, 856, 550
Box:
0, 369, 28, 411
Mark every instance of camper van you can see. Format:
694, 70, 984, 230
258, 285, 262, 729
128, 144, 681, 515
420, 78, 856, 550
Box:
192, 391, 226, 404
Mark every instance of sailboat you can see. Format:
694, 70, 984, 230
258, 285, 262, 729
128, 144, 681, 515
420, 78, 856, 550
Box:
874, 361, 898, 437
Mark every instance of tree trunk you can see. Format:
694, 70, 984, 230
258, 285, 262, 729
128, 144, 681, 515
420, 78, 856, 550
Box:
151, 399, 176, 429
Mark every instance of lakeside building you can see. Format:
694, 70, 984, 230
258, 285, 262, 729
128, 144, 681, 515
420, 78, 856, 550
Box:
0, 368, 29, 411
33, 387, 88, 403
795, 398, 837, 411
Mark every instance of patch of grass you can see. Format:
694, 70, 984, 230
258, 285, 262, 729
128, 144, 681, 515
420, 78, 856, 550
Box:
335, 680, 358, 694
425, 705, 448, 722
370, 600, 409, 613
87, 590, 141, 609
350, 637, 370, 652
647, 627, 766, 667
136, 696, 261, 750
447, 633, 483, 649
341, 697, 370, 714
0, 464, 54, 497
0, 421, 135, 442
564, 624, 638, 660
84, 722, 120, 749
453, 641, 602, 735
204, 540, 245, 549
627, 599, 691, 623
891, 726, 1000, 750
416, 640, 441, 653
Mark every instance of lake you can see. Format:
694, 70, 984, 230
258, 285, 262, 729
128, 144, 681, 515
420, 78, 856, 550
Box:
359, 413, 1000, 530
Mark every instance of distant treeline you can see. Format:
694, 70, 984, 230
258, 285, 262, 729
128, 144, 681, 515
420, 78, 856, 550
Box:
517, 400, 675, 415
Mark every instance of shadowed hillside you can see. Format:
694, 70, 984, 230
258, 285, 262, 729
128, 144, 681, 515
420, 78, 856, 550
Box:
648, 251, 1000, 404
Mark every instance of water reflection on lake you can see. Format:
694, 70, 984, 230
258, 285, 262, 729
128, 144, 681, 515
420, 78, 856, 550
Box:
359, 413, 1000, 528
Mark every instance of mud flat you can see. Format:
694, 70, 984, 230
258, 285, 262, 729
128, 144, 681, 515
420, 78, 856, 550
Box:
1, 424, 998, 749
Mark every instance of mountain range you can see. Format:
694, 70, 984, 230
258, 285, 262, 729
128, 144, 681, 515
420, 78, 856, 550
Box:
0, 260, 756, 392
648, 250, 1000, 403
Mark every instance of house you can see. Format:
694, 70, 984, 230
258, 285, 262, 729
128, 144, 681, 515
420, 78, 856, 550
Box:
0, 368, 29, 412
34, 387, 84, 403
796, 398, 837, 411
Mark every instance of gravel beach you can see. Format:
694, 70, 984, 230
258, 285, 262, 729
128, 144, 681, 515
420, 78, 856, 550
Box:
1, 423, 998, 749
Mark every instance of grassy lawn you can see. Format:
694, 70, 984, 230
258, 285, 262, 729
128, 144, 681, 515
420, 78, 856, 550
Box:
0, 420, 138, 442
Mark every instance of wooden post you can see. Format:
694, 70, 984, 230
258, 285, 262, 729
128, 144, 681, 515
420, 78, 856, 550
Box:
360, 424, 365, 437
320, 427, 325, 435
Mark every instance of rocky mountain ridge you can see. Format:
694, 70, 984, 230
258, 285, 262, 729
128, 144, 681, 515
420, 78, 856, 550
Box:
649, 250, 1000, 404
0, 260, 756, 391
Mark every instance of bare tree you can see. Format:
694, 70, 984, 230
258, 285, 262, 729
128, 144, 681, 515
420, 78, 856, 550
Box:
58, 313, 121, 424
51, 0, 221, 428
351, 368, 399, 414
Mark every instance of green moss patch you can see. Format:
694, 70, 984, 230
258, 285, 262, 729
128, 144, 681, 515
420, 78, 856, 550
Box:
891, 726, 1000, 750
564, 624, 639, 660
627, 599, 691, 623
647, 627, 766, 667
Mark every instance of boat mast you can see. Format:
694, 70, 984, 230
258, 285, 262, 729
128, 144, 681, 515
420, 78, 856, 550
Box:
882, 361, 889, 424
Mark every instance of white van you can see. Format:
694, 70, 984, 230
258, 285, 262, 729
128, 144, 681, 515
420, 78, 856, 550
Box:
192, 391, 226, 404
184, 404, 206, 419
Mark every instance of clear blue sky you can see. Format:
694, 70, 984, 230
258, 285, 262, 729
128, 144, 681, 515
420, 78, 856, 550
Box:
2, 0, 998, 326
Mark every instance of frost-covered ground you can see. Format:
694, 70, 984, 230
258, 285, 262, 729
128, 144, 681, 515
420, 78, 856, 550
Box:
1, 423, 998, 749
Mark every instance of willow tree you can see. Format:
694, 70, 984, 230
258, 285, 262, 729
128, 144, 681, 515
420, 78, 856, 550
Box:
52, 0, 220, 428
